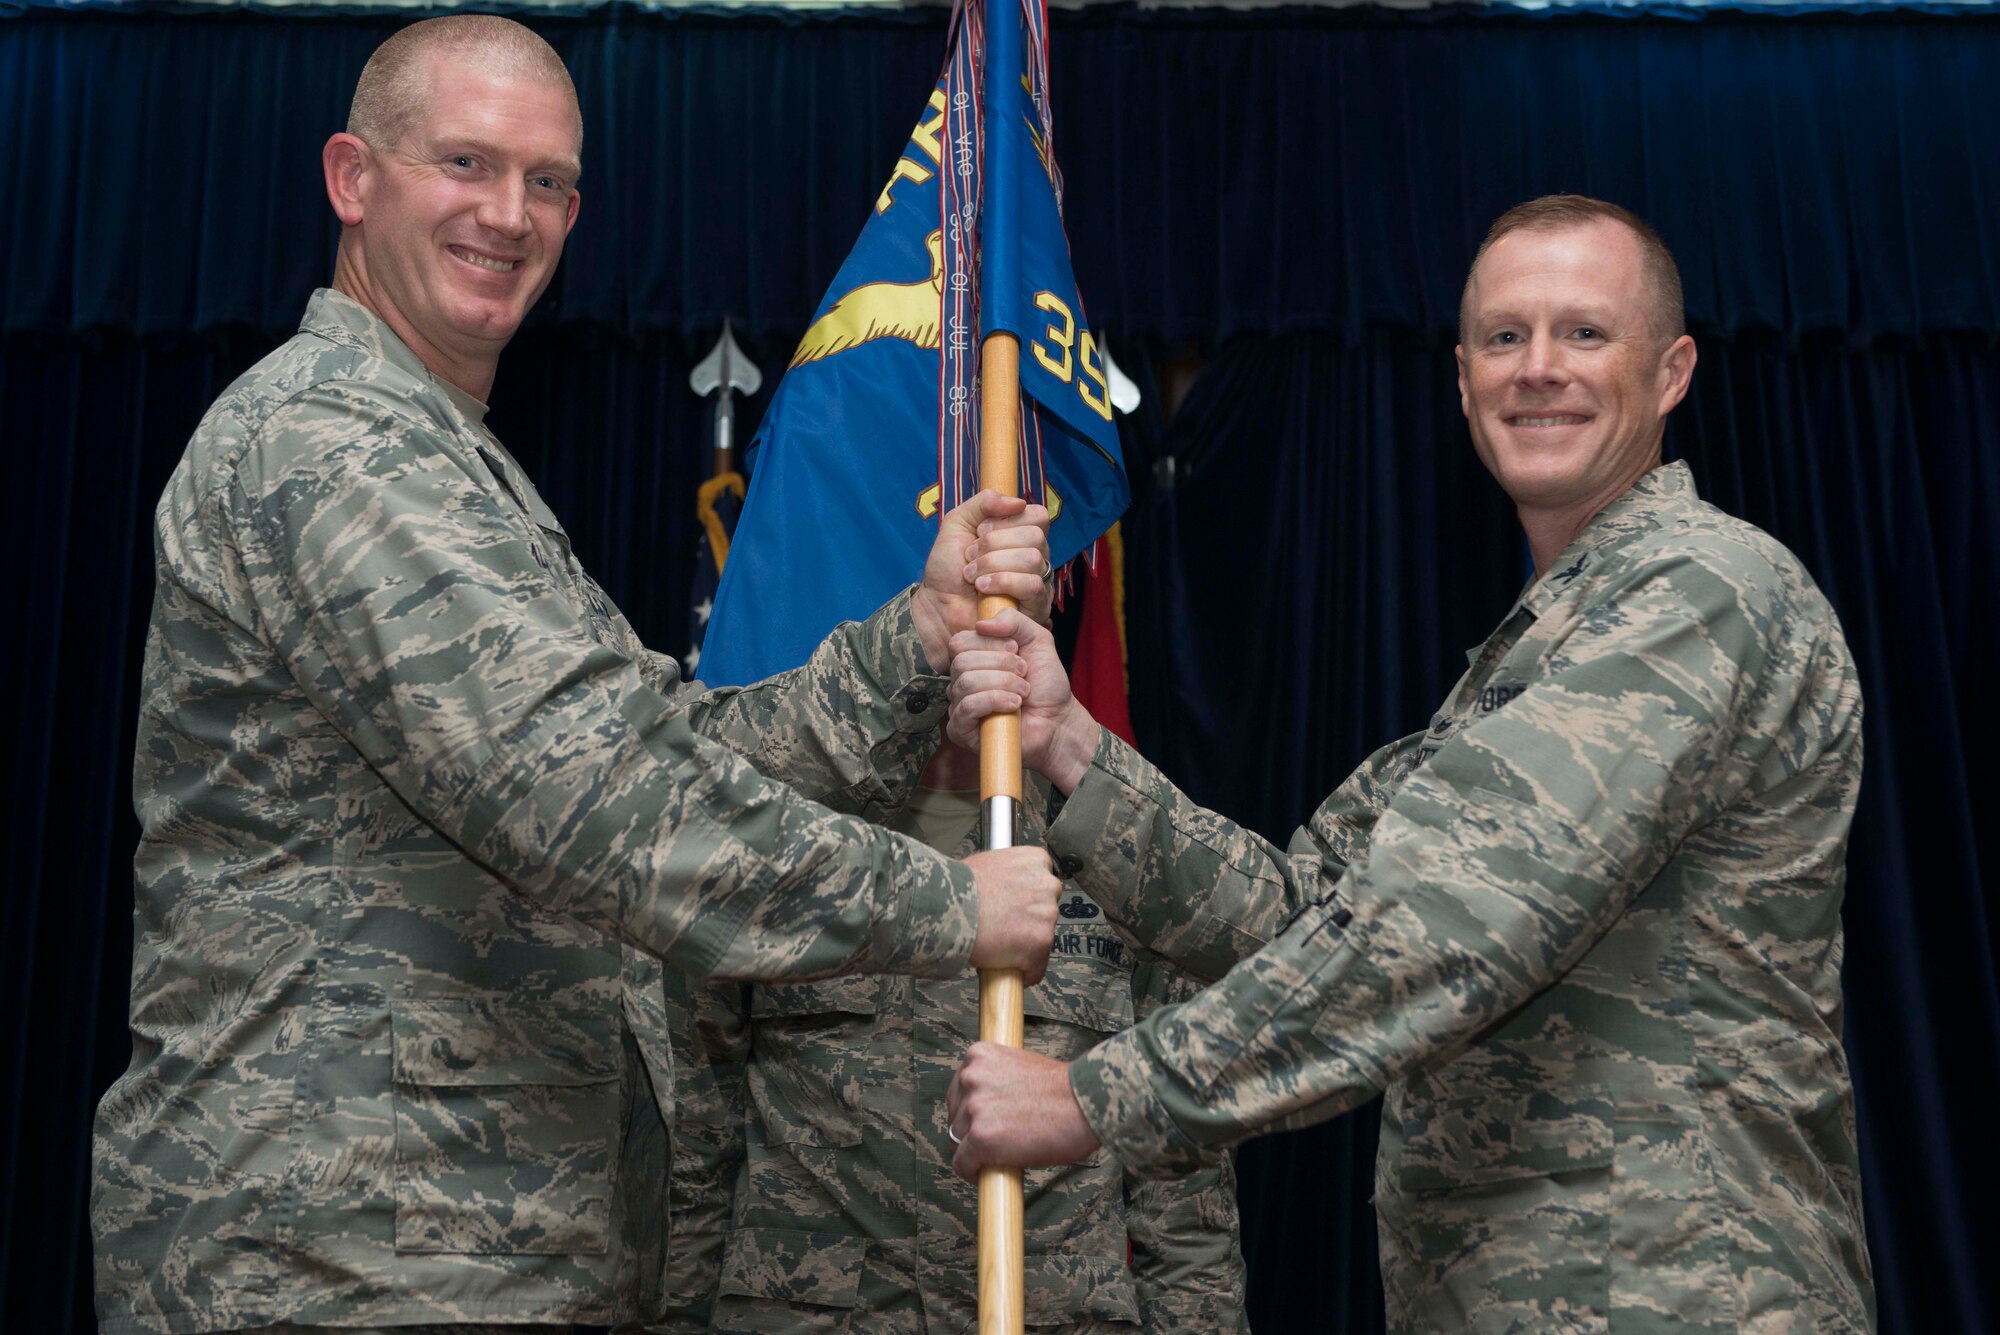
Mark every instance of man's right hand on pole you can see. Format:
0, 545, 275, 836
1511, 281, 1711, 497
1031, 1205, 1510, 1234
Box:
946, 607, 1101, 796
910, 490, 1055, 672
963, 846, 1064, 985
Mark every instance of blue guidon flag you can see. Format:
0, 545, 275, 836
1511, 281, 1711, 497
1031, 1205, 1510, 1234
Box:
697, 0, 1128, 687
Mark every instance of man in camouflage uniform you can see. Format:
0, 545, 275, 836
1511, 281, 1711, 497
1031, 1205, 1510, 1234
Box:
944, 197, 1875, 1332
92, 16, 1064, 1335
648, 742, 1250, 1334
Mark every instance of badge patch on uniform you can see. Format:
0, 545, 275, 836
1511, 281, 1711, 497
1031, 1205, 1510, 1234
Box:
1058, 893, 1101, 920
1550, 552, 1591, 587
1407, 714, 1453, 775
1049, 891, 1124, 965
1050, 927, 1127, 966
1476, 681, 1526, 715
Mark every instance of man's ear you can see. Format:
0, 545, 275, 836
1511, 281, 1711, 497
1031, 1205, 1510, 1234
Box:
1656, 333, 1698, 418
323, 133, 371, 227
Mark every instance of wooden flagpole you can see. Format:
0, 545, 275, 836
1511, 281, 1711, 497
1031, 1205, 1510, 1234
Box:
976, 328, 1027, 1335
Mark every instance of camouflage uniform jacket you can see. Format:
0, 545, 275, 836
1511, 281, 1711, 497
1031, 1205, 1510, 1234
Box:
94, 289, 977, 1335
651, 787, 1251, 1333
1050, 463, 1873, 1333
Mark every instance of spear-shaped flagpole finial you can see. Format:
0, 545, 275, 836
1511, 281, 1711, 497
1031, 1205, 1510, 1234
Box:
690, 319, 764, 475
1097, 337, 1142, 417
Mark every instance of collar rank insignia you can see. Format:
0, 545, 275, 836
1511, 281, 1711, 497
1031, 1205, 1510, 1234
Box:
1552, 553, 1590, 587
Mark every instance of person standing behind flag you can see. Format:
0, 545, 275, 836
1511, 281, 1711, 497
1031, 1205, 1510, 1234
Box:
649, 738, 1253, 1334
637, 1, 1245, 1327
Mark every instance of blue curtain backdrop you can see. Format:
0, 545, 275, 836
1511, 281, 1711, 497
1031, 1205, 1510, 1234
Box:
8, 9, 2000, 340
3, 6, 1995, 1333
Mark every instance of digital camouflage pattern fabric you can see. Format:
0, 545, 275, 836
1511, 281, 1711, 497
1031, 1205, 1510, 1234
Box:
95, 289, 977, 1334
1119, 959, 1252, 1334
647, 785, 1250, 1333
1051, 463, 1873, 1333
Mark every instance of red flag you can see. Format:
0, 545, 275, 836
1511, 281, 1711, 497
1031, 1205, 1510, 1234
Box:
1069, 524, 1135, 747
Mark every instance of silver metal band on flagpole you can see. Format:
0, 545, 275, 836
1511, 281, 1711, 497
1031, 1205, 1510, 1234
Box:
982, 795, 1016, 851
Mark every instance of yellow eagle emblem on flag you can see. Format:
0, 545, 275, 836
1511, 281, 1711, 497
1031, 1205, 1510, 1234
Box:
789, 229, 945, 369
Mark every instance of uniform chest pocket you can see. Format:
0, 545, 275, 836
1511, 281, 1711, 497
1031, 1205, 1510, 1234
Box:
476, 445, 579, 599
528, 522, 620, 635
1024, 937, 1137, 1058
390, 996, 620, 1256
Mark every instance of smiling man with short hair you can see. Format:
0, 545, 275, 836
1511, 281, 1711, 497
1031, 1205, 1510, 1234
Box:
1457, 197, 1697, 572
944, 195, 1875, 1333
325, 18, 583, 399
91, 17, 1065, 1335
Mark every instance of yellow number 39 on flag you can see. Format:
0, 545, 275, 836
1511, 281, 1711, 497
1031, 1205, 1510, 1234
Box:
1030, 291, 1114, 422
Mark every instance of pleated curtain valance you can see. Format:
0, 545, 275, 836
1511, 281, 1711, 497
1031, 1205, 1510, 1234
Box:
4, 6, 1997, 342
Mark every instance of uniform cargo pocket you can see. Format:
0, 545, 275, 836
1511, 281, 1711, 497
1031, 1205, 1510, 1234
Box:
747, 1052, 866, 1151
748, 975, 880, 1151
745, 979, 879, 1150
715, 1225, 867, 1329
391, 995, 619, 1256
1023, 1254, 1141, 1327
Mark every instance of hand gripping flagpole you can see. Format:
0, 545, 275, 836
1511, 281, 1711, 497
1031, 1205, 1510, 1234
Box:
977, 1, 1027, 1328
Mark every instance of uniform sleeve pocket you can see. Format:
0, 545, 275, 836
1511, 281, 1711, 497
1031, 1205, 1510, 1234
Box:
1397, 1085, 1614, 1191
715, 1225, 867, 1318
391, 995, 619, 1255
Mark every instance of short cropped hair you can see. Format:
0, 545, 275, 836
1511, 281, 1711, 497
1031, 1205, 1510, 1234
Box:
1461, 194, 1685, 344
347, 15, 581, 155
